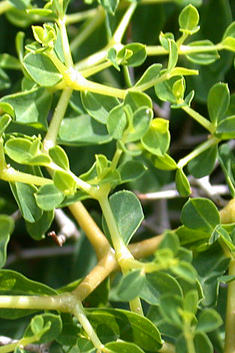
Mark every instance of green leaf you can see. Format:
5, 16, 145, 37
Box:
209, 224, 235, 250
194, 332, 213, 353
117, 270, 145, 301
0, 68, 10, 90
167, 39, 178, 72
8, 0, 30, 10
35, 184, 64, 211
125, 106, 153, 143
170, 261, 197, 283
151, 153, 178, 170
159, 231, 180, 256
179, 4, 200, 34
175, 168, 191, 197
140, 272, 182, 305
183, 290, 198, 315
208, 82, 230, 124
223, 21, 235, 51
26, 210, 54, 240
59, 115, 111, 146
141, 118, 170, 156
103, 190, 144, 245
215, 116, 235, 139
105, 341, 145, 353
49, 145, 70, 170
56, 314, 81, 346
159, 294, 183, 327
0, 88, 52, 129
107, 104, 127, 139
118, 160, 147, 183
0, 215, 14, 268
98, 0, 119, 15
53, 170, 76, 195
10, 182, 43, 223
25, 313, 62, 343
188, 145, 217, 178
87, 308, 162, 351
196, 309, 222, 332
172, 77, 185, 102
135, 64, 162, 87
23, 52, 62, 87
117, 43, 147, 67
186, 40, 219, 65
181, 198, 220, 232
154, 76, 179, 104
0, 270, 57, 295
124, 91, 152, 111
0, 54, 21, 70
218, 143, 235, 197
81, 92, 119, 124
0, 114, 11, 138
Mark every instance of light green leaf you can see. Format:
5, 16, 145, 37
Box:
105, 341, 145, 353
179, 4, 200, 34
181, 198, 220, 232
35, 184, 64, 211
23, 52, 62, 87
0, 114, 11, 138
87, 308, 162, 351
107, 104, 127, 139
175, 168, 191, 197
9, 0, 30, 10
167, 39, 178, 72
141, 118, 170, 156
209, 224, 235, 250
117, 43, 147, 67
49, 145, 70, 170
170, 261, 197, 283
81, 92, 119, 124
218, 143, 235, 197
208, 82, 230, 124
135, 64, 162, 87
53, 170, 76, 195
154, 76, 179, 103
103, 190, 144, 245
98, 0, 119, 15
183, 290, 198, 315
59, 115, 111, 145
124, 91, 152, 111
186, 40, 219, 65
159, 294, 183, 327
152, 153, 177, 170
125, 106, 153, 143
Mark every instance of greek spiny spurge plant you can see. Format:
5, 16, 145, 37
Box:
2, 0, 235, 352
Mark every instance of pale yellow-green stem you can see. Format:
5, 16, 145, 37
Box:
181, 105, 215, 133
220, 198, 235, 224
0, 0, 12, 15
1, 166, 53, 186
69, 201, 112, 259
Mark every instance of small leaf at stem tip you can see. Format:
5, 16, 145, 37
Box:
179, 4, 200, 34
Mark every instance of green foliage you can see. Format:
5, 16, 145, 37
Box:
1, 1, 235, 353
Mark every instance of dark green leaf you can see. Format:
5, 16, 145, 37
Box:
10, 182, 43, 223
117, 43, 147, 67
125, 106, 153, 143
188, 145, 217, 178
26, 210, 54, 240
107, 104, 127, 139
118, 160, 147, 183
159, 294, 183, 327
209, 224, 235, 250
218, 143, 235, 197
208, 82, 230, 124
181, 198, 220, 232
0, 114, 11, 138
0, 88, 52, 129
215, 116, 235, 139
117, 270, 145, 301
0, 215, 14, 268
81, 92, 119, 124
56, 314, 81, 346
196, 309, 222, 333
103, 190, 144, 245
25, 313, 62, 343
0, 54, 21, 70
154, 76, 178, 103
175, 168, 191, 197
23, 52, 62, 87
194, 332, 213, 353
87, 308, 162, 351
124, 91, 152, 111
140, 272, 182, 305
8, 0, 30, 10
